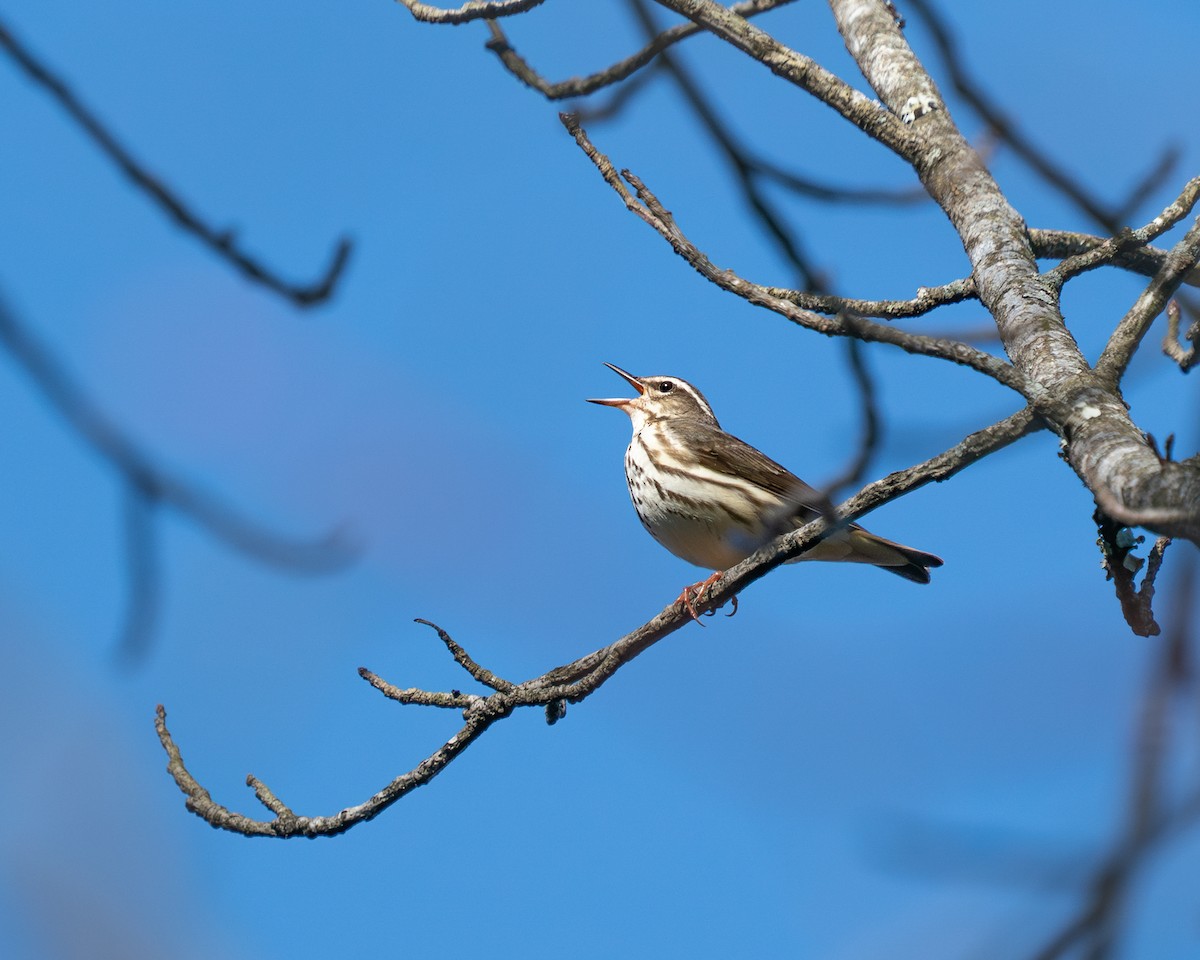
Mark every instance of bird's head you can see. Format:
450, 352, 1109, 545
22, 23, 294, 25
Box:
587, 362, 719, 430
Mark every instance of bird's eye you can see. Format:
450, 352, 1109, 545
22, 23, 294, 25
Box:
658, 380, 674, 393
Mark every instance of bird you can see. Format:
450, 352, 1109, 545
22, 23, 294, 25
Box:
588, 362, 943, 620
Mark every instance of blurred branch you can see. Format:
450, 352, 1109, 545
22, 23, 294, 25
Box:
0, 292, 355, 658
156, 406, 1041, 838
571, 60, 665, 123
560, 112, 1025, 391
0, 16, 351, 307
906, 0, 1180, 234
117, 486, 161, 663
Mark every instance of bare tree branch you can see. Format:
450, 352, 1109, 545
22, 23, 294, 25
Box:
767, 276, 979, 320
0, 16, 351, 307
156, 406, 1041, 838
824, 0, 1200, 548
396, 0, 546, 25
652, 0, 918, 156
1096, 211, 1200, 383
1162, 299, 1199, 372
1030, 229, 1200, 288
1041, 179, 1200, 294
560, 112, 1025, 390
484, 0, 796, 99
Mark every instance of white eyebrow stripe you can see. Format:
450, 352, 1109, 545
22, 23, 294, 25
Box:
671, 379, 717, 421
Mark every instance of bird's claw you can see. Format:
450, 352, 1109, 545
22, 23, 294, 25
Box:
676, 571, 737, 625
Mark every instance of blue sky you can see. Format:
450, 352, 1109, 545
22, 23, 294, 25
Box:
2, 2, 1200, 958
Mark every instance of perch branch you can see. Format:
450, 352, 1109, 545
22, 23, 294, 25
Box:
156, 407, 1041, 837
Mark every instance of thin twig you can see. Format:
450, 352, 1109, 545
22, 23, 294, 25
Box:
1162, 300, 1199, 372
1096, 210, 1200, 383
413, 618, 516, 692
1043, 177, 1200, 292
1031, 229, 1200, 289
484, 0, 796, 99
358, 667, 480, 710
765, 276, 979, 321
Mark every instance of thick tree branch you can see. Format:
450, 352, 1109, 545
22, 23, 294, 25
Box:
652, 0, 918, 155
828, 0, 1200, 547
0, 16, 351, 307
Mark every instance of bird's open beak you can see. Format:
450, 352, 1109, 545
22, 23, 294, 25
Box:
587, 362, 645, 408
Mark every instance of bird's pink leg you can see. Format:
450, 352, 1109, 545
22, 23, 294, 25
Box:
676, 570, 725, 623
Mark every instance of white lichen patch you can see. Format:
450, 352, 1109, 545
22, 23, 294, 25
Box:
901, 94, 939, 124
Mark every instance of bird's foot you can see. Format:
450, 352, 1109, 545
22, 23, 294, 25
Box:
677, 571, 732, 624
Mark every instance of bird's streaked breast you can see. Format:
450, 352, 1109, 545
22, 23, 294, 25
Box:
624, 422, 783, 569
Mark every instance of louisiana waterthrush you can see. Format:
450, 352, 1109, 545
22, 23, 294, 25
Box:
588, 363, 942, 620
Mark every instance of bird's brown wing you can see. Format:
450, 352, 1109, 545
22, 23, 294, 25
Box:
677, 419, 944, 580
676, 419, 827, 523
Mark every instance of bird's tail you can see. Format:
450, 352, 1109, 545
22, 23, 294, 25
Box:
798, 526, 944, 584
